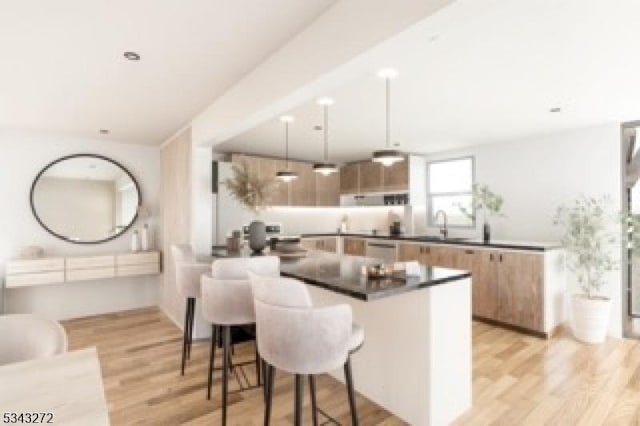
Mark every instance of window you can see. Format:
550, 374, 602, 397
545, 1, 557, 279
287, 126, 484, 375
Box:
427, 157, 475, 228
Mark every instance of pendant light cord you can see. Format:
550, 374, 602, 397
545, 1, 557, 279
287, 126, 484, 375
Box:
285, 122, 290, 170
324, 104, 329, 162
385, 77, 391, 149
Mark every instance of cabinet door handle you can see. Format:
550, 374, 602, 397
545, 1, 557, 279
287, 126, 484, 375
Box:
499, 254, 503, 262
465, 250, 474, 255
419, 247, 424, 254
424, 247, 431, 254
490, 253, 494, 261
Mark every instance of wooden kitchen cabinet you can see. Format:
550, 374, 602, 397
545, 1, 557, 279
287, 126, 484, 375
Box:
300, 237, 337, 253
289, 161, 316, 206
495, 251, 544, 331
344, 238, 366, 256
315, 171, 340, 206
358, 161, 383, 193
398, 243, 422, 262
258, 157, 289, 206
471, 250, 499, 320
398, 242, 545, 333
382, 158, 409, 192
340, 163, 360, 194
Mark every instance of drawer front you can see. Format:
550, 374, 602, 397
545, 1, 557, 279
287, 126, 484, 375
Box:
6, 258, 65, 275
66, 255, 114, 270
117, 263, 160, 277
116, 251, 160, 266
66, 267, 115, 282
5, 271, 65, 288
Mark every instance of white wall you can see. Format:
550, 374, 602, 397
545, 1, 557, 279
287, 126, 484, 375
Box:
0, 130, 161, 320
423, 123, 623, 337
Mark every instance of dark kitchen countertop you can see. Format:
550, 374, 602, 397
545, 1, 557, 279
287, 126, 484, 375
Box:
299, 232, 562, 252
210, 248, 471, 301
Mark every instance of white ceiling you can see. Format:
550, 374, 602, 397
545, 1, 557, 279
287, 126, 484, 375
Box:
218, 0, 640, 163
0, 0, 336, 144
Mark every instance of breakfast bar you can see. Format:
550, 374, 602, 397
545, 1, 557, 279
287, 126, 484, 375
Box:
212, 249, 472, 425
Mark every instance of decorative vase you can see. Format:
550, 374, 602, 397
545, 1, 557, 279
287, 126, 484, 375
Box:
140, 224, 150, 251
571, 295, 611, 344
248, 220, 266, 253
483, 221, 491, 243
131, 230, 140, 252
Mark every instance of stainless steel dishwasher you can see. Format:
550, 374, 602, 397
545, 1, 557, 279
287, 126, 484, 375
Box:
365, 241, 397, 262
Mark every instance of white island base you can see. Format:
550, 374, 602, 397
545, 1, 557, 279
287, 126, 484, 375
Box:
306, 277, 472, 426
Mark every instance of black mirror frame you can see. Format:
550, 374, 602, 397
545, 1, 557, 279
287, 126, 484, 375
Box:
29, 153, 142, 244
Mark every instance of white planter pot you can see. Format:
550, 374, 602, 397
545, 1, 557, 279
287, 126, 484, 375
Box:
571, 295, 611, 344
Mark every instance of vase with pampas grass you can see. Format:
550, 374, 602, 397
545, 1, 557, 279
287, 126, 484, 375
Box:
224, 161, 276, 253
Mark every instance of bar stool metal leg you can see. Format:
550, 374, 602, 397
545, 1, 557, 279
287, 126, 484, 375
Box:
186, 298, 194, 360
207, 325, 218, 400
294, 374, 304, 426
264, 364, 275, 426
255, 344, 261, 386
309, 375, 318, 426
180, 298, 190, 376
344, 356, 359, 426
222, 325, 230, 426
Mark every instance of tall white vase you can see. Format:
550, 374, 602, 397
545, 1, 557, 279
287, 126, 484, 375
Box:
131, 230, 140, 252
140, 224, 150, 251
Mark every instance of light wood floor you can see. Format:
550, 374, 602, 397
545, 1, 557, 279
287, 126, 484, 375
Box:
62, 308, 640, 425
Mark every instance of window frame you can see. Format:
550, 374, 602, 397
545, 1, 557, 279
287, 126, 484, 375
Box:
426, 156, 476, 229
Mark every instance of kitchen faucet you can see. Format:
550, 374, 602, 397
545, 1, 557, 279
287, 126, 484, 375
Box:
434, 210, 448, 239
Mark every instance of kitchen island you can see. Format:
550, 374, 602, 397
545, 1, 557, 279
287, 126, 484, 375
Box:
212, 249, 472, 425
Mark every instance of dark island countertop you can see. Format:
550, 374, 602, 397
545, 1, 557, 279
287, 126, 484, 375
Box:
210, 249, 471, 301
299, 232, 561, 252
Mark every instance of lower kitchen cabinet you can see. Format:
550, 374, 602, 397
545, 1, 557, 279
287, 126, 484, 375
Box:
300, 237, 336, 253
344, 238, 366, 256
397, 242, 557, 336
495, 251, 544, 331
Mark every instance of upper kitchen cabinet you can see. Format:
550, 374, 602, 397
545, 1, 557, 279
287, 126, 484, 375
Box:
231, 154, 289, 206
315, 171, 340, 206
289, 161, 316, 206
382, 157, 409, 192
359, 161, 384, 193
340, 163, 360, 194
259, 157, 289, 206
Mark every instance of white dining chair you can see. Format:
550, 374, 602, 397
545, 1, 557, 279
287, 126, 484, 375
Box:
0, 314, 68, 366
200, 256, 280, 426
170, 244, 210, 375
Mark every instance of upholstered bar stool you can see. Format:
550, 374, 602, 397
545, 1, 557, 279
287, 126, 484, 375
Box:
250, 274, 364, 426
201, 256, 280, 426
0, 314, 68, 366
171, 244, 210, 375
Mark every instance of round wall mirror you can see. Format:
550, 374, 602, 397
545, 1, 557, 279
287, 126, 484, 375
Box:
30, 154, 141, 244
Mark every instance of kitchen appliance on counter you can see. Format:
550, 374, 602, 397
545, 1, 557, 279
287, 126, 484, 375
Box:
340, 192, 410, 207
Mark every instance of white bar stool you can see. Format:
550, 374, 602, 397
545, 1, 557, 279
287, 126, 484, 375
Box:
170, 244, 210, 375
0, 314, 68, 366
201, 256, 280, 426
250, 273, 364, 426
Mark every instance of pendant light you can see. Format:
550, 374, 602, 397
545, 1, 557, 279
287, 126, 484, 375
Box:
372, 68, 404, 167
313, 97, 338, 176
276, 115, 298, 182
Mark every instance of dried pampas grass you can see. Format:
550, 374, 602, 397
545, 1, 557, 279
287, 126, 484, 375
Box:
224, 161, 276, 213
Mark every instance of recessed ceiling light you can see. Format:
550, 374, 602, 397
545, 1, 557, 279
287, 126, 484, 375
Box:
316, 97, 334, 106
89, 164, 96, 169
428, 35, 440, 42
123, 51, 141, 61
393, 142, 400, 147
279, 115, 295, 123
549, 107, 562, 113
313, 125, 323, 131
99, 129, 109, 134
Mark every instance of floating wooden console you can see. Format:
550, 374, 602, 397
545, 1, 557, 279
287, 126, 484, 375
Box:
5, 251, 161, 288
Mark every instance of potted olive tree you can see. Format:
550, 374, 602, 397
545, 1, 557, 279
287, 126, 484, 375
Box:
554, 195, 619, 344
459, 184, 505, 242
